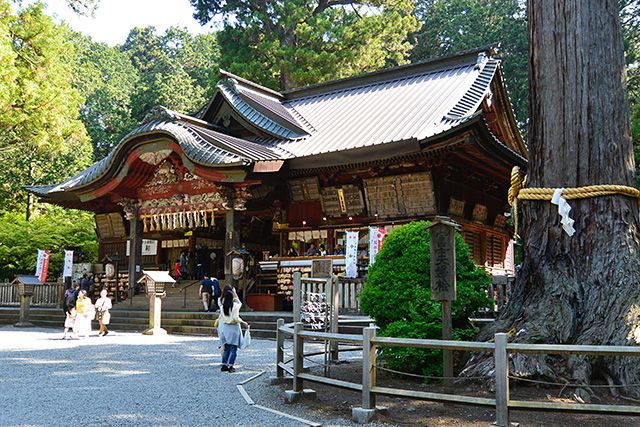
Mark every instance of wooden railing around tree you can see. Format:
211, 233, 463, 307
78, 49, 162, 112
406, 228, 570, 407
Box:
276, 321, 640, 426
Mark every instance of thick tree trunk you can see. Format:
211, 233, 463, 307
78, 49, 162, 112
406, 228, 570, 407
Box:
470, 0, 640, 395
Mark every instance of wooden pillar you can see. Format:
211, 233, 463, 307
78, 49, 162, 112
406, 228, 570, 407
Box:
224, 208, 241, 288
362, 326, 377, 410
494, 333, 510, 426
128, 213, 143, 300
442, 300, 453, 392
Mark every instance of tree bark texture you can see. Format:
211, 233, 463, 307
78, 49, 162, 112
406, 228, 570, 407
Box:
471, 0, 640, 394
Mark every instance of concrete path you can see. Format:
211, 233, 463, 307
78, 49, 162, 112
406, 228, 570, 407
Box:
0, 326, 394, 427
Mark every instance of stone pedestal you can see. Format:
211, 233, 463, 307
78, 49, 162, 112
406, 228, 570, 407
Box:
284, 389, 316, 403
142, 295, 167, 335
15, 295, 35, 328
351, 406, 389, 424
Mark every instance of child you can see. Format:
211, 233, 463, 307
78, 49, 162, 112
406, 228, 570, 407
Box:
173, 259, 181, 287
63, 307, 77, 340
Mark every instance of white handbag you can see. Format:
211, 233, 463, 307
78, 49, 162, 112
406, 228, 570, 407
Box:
242, 329, 251, 349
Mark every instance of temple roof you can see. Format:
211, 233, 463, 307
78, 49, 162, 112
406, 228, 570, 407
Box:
25, 47, 527, 202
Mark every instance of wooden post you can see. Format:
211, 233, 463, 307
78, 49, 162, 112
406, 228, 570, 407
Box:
293, 271, 302, 323
426, 217, 458, 394
494, 333, 509, 427
362, 326, 377, 410
224, 208, 240, 289
276, 318, 285, 380
128, 213, 143, 301
442, 299, 453, 392
330, 275, 340, 362
15, 294, 34, 327
293, 322, 304, 393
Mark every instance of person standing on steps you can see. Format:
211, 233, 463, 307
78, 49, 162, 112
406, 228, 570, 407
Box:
199, 275, 214, 312
217, 286, 249, 373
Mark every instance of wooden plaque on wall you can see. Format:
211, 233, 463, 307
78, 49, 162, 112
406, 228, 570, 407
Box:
289, 177, 321, 203
320, 184, 366, 217
363, 172, 436, 218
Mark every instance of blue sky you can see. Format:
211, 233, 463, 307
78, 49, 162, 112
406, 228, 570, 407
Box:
30, 0, 219, 46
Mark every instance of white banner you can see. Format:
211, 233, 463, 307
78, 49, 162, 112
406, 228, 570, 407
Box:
35, 249, 45, 278
63, 250, 74, 278
369, 227, 387, 266
126, 239, 158, 256
345, 231, 359, 278
36, 250, 50, 283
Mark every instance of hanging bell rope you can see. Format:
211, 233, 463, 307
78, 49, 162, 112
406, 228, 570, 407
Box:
508, 166, 640, 238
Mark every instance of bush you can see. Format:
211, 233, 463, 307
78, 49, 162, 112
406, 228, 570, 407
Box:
359, 221, 491, 377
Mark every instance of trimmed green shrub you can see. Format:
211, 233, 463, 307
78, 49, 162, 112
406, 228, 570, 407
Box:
360, 221, 491, 377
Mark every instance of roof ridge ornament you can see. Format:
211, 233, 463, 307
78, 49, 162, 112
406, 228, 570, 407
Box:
141, 106, 180, 125
475, 52, 489, 71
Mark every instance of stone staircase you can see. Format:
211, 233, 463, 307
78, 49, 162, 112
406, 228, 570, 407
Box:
0, 305, 370, 339
0, 306, 293, 338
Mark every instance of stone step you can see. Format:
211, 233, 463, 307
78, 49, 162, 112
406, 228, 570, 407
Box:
0, 307, 369, 339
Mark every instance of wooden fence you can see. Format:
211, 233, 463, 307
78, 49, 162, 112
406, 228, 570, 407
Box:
276, 321, 640, 425
0, 283, 65, 307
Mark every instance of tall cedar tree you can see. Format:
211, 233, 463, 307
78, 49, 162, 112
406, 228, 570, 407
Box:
190, 0, 419, 91
467, 0, 640, 396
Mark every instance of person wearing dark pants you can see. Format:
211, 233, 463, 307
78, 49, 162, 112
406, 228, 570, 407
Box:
217, 287, 249, 372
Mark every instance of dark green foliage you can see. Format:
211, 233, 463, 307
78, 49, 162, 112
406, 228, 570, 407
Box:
360, 221, 491, 376
409, 0, 528, 132
192, 0, 418, 91
0, 209, 98, 282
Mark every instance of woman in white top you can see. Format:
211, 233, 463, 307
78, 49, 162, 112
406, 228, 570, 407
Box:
217, 286, 249, 373
95, 288, 113, 336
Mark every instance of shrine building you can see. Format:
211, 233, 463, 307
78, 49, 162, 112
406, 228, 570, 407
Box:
24, 47, 527, 309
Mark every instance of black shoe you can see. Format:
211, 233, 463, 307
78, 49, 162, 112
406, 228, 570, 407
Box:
104, 331, 108, 336
221, 365, 228, 372
227, 366, 236, 373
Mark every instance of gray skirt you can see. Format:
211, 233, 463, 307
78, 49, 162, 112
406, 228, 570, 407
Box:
218, 322, 243, 348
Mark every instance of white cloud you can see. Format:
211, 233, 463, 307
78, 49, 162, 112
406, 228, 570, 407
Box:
26, 0, 219, 46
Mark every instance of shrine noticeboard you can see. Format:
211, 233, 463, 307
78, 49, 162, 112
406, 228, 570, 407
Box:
320, 185, 365, 217
429, 222, 457, 301
363, 172, 436, 219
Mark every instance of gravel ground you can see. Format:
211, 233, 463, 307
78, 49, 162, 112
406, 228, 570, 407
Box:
0, 326, 396, 427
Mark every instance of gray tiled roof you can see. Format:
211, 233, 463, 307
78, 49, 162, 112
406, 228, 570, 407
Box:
274, 58, 499, 158
28, 118, 287, 196
27, 49, 523, 199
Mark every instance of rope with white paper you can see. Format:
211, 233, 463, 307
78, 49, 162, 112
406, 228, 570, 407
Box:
508, 166, 640, 237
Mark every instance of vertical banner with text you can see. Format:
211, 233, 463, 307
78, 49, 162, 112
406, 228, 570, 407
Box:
368, 227, 387, 266
63, 250, 74, 279
345, 231, 359, 278
35, 250, 50, 283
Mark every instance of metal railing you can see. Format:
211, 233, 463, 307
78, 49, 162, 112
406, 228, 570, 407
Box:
178, 280, 201, 308
276, 320, 640, 426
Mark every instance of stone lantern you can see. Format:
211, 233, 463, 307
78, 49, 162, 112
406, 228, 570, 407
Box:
12, 275, 40, 327
137, 270, 175, 335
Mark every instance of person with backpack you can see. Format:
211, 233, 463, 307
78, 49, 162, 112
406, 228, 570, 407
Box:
209, 276, 221, 313
199, 275, 215, 312
65, 283, 80, 314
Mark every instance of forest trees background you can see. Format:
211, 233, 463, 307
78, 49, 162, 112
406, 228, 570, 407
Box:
0, 0, 639, 280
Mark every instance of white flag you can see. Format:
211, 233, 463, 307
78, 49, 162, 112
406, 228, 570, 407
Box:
63, 250, 74, 279
35, 249, 45, 278
345, 231, 359, 278
369, 227, 387, 266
